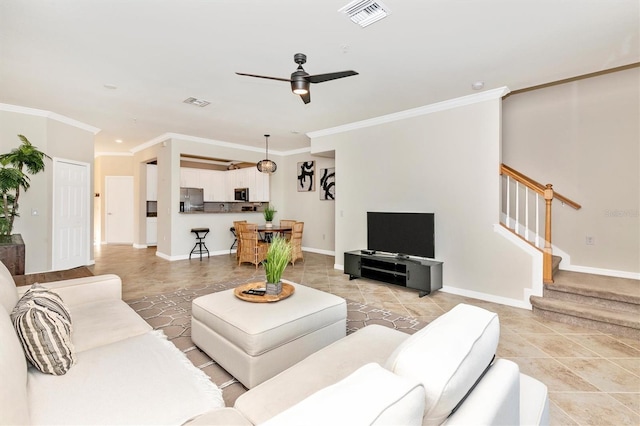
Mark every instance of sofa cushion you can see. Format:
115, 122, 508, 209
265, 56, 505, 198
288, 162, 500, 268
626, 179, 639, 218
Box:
10, 284, 76, 375
234, 324, 409, 425
69, 298, 152, 352
261, 363, 426, 426
27, 330, 224, 425
385, 303, 499, 426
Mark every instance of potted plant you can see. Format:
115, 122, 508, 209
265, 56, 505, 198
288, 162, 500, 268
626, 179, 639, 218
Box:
0, 135, 50, 237
263, 204, 276, 228
0, 135, 50, 274
263, 236, 292, 295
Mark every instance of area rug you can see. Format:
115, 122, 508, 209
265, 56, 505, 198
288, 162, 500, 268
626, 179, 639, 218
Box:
126, 279, 426, 406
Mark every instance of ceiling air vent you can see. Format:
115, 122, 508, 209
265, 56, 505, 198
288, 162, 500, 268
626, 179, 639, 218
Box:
183, 97, 211, 107
338, 0, 391, 28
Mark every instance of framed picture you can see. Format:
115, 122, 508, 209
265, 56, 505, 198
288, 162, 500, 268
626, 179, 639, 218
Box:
297, 161, 315, 192
320, 168, 335, 200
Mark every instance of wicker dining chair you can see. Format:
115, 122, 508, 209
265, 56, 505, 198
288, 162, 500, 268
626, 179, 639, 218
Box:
238, 223, 268, 268
233, 220, 247, 259
279, 219, 296, 241
290, 221, 304, 266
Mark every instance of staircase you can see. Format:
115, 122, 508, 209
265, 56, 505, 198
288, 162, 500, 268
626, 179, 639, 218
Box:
530, 270, 640, 339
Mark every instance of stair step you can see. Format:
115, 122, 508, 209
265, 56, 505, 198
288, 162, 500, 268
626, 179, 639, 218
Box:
530, 296, 640, 339
551, 270, 640, 304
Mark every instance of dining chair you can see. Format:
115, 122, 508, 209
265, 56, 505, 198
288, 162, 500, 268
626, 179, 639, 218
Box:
290, 221, 304, 266
279, 219, 296, 241
233, 220, 247, 259
238, 223, 268, 268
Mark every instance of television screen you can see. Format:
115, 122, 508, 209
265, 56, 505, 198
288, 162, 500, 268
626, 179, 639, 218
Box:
367, 212, 435, 258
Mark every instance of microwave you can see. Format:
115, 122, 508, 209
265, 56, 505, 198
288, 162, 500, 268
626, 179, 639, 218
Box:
234, 187, 249, 201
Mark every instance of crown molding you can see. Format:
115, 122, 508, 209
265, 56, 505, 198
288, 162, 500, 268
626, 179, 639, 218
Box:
306, 87, 510, 139
95, 151, 134, 158
0, 103, 101, 135
131, 132, 303, 156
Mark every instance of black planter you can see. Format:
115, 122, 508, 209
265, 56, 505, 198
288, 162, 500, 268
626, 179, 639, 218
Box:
0, 234, 25, 276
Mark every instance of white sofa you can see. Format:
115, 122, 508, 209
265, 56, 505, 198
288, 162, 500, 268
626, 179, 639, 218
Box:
1, 259, 549, 426
0, 262, 224, 426
186, 303, 550, 426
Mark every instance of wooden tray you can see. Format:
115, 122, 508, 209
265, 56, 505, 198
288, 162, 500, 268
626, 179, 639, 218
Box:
234, 281, 295, 303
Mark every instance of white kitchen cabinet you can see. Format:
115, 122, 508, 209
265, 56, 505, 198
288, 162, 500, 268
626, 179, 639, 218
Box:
146, 164, 158, 201
180, 167, 200, 188
251, 170, 270, 202
201, 170, 226, 201
146, 217, 158, 245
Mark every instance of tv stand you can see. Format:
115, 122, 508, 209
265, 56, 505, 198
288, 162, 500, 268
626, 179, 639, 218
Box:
344, 250, 443, 297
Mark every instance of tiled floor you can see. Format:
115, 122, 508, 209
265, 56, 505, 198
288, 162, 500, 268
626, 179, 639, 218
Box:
90, 245, 640, 425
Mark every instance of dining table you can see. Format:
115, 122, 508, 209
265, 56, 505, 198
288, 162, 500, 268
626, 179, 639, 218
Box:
257, 225, 292, 242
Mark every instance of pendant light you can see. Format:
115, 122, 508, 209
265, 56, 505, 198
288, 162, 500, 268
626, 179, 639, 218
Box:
257, 134, 277, 174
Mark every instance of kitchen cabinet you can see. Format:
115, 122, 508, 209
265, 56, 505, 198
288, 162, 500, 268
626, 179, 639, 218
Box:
180, 167, 200, 188
201, 170, 226, 202
146, 164, 158, 201
252, 170, 270, 202
146, 217, 158, 245
179, 166, 270, 202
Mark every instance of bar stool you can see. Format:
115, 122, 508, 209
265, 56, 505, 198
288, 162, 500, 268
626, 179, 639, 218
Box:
190, 228, 210, 260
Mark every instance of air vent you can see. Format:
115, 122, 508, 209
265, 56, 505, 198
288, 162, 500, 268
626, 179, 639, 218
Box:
183, 97, 211, 107
338, 0, 391, 28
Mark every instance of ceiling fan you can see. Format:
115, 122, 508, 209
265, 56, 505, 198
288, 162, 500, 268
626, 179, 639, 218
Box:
236, 53, 358, 104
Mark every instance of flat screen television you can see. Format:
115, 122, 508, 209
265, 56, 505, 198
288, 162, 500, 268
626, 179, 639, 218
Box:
367, 212, 435, 259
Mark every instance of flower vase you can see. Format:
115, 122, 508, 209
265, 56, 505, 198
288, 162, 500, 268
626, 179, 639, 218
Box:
265, 221, 273, 228
265, 281, 282, 295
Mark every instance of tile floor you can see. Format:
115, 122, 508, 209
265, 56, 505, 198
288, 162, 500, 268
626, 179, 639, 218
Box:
90, 245, 640, 425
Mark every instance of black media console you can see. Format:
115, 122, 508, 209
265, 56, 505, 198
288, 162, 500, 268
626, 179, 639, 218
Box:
344, 250, 443, 297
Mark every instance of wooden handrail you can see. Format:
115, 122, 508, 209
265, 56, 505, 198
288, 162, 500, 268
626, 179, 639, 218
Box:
500, 164, 581, 210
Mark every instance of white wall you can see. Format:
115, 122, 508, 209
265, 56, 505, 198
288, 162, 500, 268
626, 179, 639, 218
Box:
311, 90, 537, 307
503, 67, 640, 276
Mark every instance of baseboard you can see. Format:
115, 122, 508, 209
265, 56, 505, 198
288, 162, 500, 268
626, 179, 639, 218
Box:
302, 246, 335, 257
133, 243, 147, 249
559, 264, 640, 280
441, 285, 532, 310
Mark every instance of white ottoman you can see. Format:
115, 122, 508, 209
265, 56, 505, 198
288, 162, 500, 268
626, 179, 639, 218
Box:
191, 281, 347, 389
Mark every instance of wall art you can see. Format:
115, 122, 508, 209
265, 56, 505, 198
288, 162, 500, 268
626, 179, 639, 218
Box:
297, 161, 315, 192
319, 167, 335, 200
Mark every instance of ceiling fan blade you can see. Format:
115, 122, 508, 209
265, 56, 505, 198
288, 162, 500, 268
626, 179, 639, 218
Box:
300, 92, 311, 104
307, 70, 358, 84
235, 72, 291, 83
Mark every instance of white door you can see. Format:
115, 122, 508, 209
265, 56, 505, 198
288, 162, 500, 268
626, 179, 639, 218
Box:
105, 176, 134, 244
52, 159, 90, 270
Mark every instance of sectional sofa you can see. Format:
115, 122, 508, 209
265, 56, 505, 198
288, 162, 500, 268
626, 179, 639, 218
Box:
0, 259, 549, 425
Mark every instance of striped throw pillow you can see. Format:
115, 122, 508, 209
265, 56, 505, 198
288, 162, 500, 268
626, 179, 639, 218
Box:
10, 284, 76, 375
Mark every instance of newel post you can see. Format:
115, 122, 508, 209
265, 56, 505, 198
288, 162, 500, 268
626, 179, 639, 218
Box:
543, 184, 554, 284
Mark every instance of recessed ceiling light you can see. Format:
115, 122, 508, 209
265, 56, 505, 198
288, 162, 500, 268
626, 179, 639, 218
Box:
472, 81, 485, 90
115, 139, 123, 144
183, 97, 211, 107
103, 84, 118, 90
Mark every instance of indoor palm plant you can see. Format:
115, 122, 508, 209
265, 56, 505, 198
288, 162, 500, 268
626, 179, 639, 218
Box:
263, 236, 292, 295
0, 135, 50, 238
263, 204, 276, 228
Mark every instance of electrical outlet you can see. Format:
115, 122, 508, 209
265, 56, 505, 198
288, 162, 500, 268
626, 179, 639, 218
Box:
585, 236, 595, 245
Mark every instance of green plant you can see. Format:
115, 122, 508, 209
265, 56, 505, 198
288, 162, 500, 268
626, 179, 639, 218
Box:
263, 204, 276, 222
0, 135, 51, 236
263, 236, 292, 284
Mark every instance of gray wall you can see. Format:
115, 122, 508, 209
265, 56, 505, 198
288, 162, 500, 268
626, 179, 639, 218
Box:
0, 108, 95, 273
503, 67, 639, 275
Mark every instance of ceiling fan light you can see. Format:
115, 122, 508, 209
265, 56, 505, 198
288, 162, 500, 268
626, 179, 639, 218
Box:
291, 79, 309, 95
